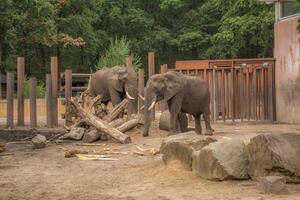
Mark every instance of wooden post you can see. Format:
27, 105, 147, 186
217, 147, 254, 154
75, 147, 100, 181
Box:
239, 69, 244, 122
253, 67, 257, 121
246, 67, 250, 121
138, 69, 144, 114
126, 56, 133, 71
212, 68, 217, 122
268, 64, 275, 121
17, 57, 25, 126
51, 57, 58, 126
46, 74, 53, 127
221, 69, 225, 122
231, 66, 235, 122
65, 69, 72, 125
30, 77, 37, 128
160, 64, 168, 112
6, 72, 14, 128
209, 70, 214, 121
148, 52, 155, 120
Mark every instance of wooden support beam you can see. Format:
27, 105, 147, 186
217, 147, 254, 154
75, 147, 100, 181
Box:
221, 69, 225, 122
231, 67, 235, 122
239, 69, 244, 122
261, 68, 265, 120
253, 67, 257, 120
30, 77, 37, 128
51, 57, 58, 126
148, 52, 155, 120
17, 57, 25, 126
6, 72, 14, 129
46, 74, 53, 127
65, 69, 72, 126
246, 67, 250, 121
126, 56, 133, 71
138, 69, 144, 114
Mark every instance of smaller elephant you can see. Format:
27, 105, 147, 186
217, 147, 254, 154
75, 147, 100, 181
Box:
143, 71, 213, 136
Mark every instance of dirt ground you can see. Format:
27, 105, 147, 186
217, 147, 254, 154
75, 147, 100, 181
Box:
1, 120, 300, 200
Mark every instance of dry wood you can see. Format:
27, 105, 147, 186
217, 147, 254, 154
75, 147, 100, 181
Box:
107, 99, 128, 122
75, 143, 106, 147
69, 99, 131, 144
65, 149, 88, 158
82, 129, 100, 143
108, 118, 125, 127
116, 118, 140, 133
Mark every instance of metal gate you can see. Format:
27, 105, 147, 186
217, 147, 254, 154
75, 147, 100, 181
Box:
173, 58, 276, 122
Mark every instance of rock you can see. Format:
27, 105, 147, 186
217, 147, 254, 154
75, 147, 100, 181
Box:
31, 134, 47, 149
0, 144, 5, 153
193, 139, 249, 181
62, 127, 86, 140
160, 132, 217, 170
247, 133, 300, 183
159, 111, 188, 132
260, 176, 286, 194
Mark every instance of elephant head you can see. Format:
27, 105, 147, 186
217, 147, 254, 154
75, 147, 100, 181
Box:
143, 71, 183, 136
108, 66, 138, 113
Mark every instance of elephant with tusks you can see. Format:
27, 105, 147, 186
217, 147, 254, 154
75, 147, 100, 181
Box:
87, 66, 138, 114
143, 71, 213, 137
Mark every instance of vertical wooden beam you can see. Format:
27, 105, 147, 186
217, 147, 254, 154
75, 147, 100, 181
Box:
239, 69, 244, 122
261, 68, 265, 120
268, 64, 275, 121
65, 69, 72, 125
213, 68, 218, 122
29, 77, 37, 128
17, 57, 25, 126
51, 57, 58, 126
138, 69, 144, 114
253, 67, 257, 120
46, 74, 53, 127
126, 56, 133, 71
209, 70, 214, 121
221, 69, 225, 122
160, 64, 168, 112
6, 72, 14, 128
231, 67, 235, 122
246, 67, 250, 121
148, 52, 155, 120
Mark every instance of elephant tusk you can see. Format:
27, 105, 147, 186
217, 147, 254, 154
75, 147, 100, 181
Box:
126, 92, 135, 100
138, 94, 145, 101
140, 105, 145, 110
148, 101, 156, 111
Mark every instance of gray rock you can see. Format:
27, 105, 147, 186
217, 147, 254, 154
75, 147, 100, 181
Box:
247, 133, 300, 183
62, 127, 85, 140
160, 132, 217, 170
31, 134, 47, 149
260, 176, 286, 194
193, 139, 249, 181
159, 111, 188, 132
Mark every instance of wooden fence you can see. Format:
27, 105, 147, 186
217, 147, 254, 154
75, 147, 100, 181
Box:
172, 58, 276, 122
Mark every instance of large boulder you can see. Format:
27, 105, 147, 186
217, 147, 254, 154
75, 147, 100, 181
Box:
159, 111, 188, 132
247, 133, 300, 183
160, 132, 217, 170
193, 139, 249, 181
31, 134, 47, 149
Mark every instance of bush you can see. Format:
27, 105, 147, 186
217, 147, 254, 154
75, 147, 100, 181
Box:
24, 77, 45, 99
96, 37, 142, 71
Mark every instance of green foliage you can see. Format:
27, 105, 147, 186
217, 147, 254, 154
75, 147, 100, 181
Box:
24, 77, 45, 99
0, 0, 274, 78
96, 37, 142, 71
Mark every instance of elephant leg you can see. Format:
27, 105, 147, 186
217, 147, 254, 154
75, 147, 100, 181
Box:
194, 114, 202, 135
167, 94, 183, 136
203, 109, 214, 135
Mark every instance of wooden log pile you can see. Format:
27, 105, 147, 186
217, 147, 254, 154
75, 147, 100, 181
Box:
62, 92, 142, 144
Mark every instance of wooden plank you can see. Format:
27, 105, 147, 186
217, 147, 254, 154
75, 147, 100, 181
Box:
6, 72, 14, 128
209, 70, 214, 121
46, 74, 53, 127
17, 57, 25, 126
221, 69, 225, 122
148, 52, 155, 120
253, 67, 257, 120
226, 71, 230, 120
138, 69, 144, 114
246, 67, 250, 121
29, 77, 37, 128
65, 69, 72, 126
160, 64, 168, 112
239, 69, 244, 122
231, 67, 235, 122
268, 65, 274, 121
51, 57, 58, 126
213, 68, 218, 122
126, 56, 133, 71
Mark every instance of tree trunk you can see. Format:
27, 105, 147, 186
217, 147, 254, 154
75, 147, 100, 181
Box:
117, 118, 140, 133
108, 118, 125, 127
107, 99, 128, 122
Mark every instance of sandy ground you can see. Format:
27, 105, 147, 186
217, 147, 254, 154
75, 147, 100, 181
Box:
1, 121, 300, 200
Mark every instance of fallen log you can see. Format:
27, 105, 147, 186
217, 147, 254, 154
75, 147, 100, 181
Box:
107, 99, 128, 122
69, 99, 131, 144
108, 118, 125, 127
82, 129, 100, 143
117, 118, 140, 133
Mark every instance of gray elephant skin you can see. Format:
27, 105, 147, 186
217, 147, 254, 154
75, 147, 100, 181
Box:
143, 71, 213, 137
88, 66, 138, 114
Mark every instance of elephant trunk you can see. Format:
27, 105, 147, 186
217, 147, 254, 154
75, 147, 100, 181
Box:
125, 71, 138, 115
143, 89, 156, 137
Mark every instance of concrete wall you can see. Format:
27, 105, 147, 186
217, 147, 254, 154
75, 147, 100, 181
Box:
275, 16, 300, 123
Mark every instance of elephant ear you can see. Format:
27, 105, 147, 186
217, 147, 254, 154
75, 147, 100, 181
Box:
163, 72, 183, 101
109, 75, 123, 92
